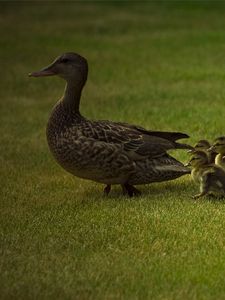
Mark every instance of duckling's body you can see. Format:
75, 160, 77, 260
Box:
187, 151, 225, 199
30, 52, 192, 196
215, 154, 225, 170
210, 137, 225, 171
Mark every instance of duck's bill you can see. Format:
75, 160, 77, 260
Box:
187, 149, 195, 154
184, 162, 191, 167
29, 66, 56, 77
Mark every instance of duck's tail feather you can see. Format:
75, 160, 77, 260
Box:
137, 129, 190, 142
128, 154, 191, 185
174, 142, 194, 151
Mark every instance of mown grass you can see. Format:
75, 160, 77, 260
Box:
1, 2, 225, 299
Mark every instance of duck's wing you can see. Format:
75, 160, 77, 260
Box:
77, 119, 192, 160
129, 153, 190, 185
113, 121, 189, 141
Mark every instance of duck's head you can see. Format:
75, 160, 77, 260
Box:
186, 150, 209, 168
187, 139, 211, 154
194, 140, 211, 151
209, 136, 225, 155
29, 52, 88, 84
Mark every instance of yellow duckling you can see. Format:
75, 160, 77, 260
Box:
209, 136, 225, 171
186, 150, 225, 199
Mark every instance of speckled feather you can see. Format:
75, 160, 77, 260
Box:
47, 101, 190, 185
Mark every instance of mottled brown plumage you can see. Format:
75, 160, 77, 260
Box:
29, 52, 192, 196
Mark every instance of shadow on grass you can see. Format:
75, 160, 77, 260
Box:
203, 194, 225, 204
80, 177, 194, 202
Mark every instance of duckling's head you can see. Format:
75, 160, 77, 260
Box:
194, 140, 211, 150
210, 136, 225, 155
187, 151, 209, 168
29, 52, 88, 84
188, 139, 211, 154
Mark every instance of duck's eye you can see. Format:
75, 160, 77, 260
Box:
61, 58, 69, 63
192, 157, 200, 161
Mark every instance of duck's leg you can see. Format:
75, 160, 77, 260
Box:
122, 184, 141, 197
192, 178, 209, 199
192, 191, 207, 199
104, 184, 111, 196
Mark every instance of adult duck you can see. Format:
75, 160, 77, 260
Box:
29, 52, 192, 196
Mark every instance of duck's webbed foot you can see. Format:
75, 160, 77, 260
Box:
103, 184, 111, 196
192, 191, 207, 199
122, 184, 141, 197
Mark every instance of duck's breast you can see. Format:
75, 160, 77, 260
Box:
46, 102, 84, 170
46, 103, 135, 183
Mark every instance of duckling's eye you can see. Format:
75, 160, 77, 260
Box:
192, 157, 200, 161
61, 58, 69, 64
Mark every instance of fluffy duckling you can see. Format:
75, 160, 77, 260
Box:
194, 140, 211, 150
186, 150, 225, 199
188, 139, 216, 164
209, 136, 225, 170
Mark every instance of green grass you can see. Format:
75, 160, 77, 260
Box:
1, 2, 225, 299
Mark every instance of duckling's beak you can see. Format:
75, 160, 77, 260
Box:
207, 146, 215, 152
187, 149, 195, 154
184, 162, 191, 167
29, 63, 57, 77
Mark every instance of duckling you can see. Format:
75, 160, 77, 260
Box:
209, 136, 225, 171
186, 150, 225, 199
188, 139, 216, 164
29, 52, 192, 197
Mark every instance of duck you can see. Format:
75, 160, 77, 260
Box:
29, 52, 193, 197
209, 136, 225, 171
186, 150, 225, 199
188, 139, 217, 164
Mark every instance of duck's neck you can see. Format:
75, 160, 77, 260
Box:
62, 80, 84, 114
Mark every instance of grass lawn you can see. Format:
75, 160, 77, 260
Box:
2, 1, 225, 299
